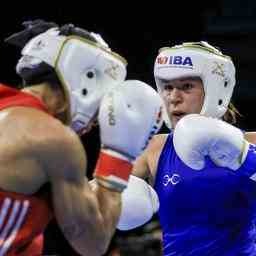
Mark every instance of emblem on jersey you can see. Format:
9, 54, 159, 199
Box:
163, 173, 181, 186
156, 55, 193, 69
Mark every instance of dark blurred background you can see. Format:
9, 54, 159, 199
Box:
0, 1, 255, 255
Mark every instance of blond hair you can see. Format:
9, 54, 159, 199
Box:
223, 102, 241, 125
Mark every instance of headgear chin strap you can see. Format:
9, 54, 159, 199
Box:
154, 41, 236, 129
17, 27, 127, 133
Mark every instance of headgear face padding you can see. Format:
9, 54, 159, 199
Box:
154, 41, 236, 129
16, 27, 127, 133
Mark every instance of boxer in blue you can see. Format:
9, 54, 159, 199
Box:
130, 42, 256, 255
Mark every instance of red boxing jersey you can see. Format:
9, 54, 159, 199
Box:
0, 84, 48, 112
0, 84, 53, 255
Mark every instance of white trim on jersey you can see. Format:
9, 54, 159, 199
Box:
0, 199, 11, 231
0, 198, 30, 256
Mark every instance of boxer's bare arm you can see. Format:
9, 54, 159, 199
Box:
34, 117, 120, 255
245, 132, 256, 144
132, 150, 150, 179
132, 131, 256, 180
132, 134, 168, 184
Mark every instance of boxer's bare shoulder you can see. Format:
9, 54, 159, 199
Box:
245, 132, 256, 144
0, 106, 86, 194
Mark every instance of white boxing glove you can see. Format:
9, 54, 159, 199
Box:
173, 114, 249, 170
95, 80, 163, 191
117, 175, 159, 230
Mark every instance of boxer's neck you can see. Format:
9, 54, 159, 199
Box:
22, 83, 67, 117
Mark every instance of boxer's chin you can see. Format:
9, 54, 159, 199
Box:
171, 113, 186, 128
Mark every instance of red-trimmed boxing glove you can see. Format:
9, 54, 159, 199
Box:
94, 80, 163, 191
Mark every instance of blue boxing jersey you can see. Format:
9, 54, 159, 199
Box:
154, 133, 256, 256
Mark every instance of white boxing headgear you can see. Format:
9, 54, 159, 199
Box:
17, 27, 127, 133
154, 41, 236, 129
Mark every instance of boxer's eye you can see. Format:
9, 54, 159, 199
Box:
181, 83, 193, 91
164, 85, 174, 91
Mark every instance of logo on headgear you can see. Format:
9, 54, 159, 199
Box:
211, 61, 225, 78
104, 62, 120, 80
157, 56, 168, 65
156, 55, 193, 69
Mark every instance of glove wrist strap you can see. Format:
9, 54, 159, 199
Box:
94, 150, 133, 192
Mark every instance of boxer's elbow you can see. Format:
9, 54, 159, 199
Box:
62, 215, 108, 256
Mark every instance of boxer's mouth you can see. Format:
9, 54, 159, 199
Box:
172, 111, 186, 119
